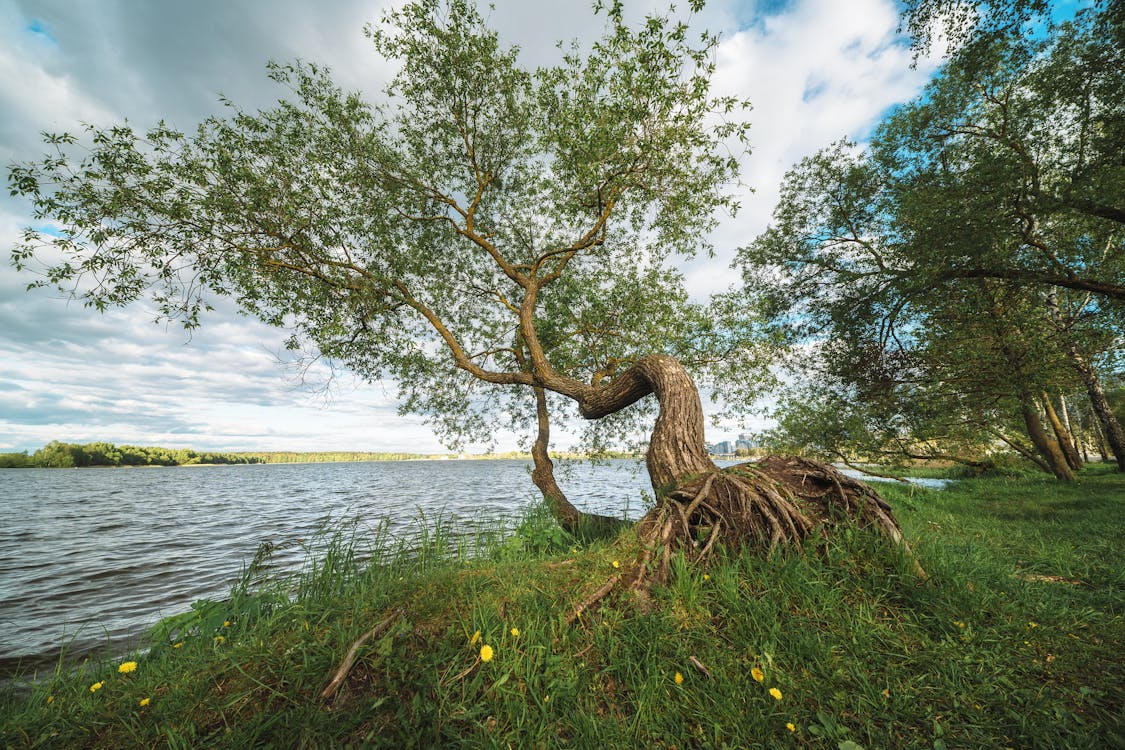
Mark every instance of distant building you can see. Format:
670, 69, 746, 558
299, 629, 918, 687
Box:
708, 440, 734, 455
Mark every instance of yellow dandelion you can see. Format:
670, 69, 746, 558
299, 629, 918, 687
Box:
1028, 621, 1038, 629
46, 695, 54, 705
172, 642, 183, 649
510, 628, 520, 637
480, 644, 494, 662
470, 629, 481, 646
703, 574, 710, 580
118, 661, 137, 674
882, 688, 890, 698
954, 620, 965, 628
786, 722, 796, 732
139, 697, 150, 707
751, 667, 764, 683
612, 560, 620, 569
90, 682, 104, 693
544, 695, 550, 703
769, 687, 783, 701
214, 635, 224, 643
674, 672, 684, 685
223, 621, 231, 627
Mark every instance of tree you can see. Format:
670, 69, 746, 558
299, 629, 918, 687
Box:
10, 0, 913, 599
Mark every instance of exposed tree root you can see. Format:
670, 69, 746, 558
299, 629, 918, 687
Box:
567, 456, 924, 621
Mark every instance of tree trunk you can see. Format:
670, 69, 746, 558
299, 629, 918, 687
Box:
993, 430, 1053, 473
573, 354, 714, 491
1092, 418, 1110, 462
529, 387, 623, 537
553, 354, 916, 611
1021, 397, 1076, 481
1045, 289, 1125, 470
1042, 392, 1083, 471
1065, 343, 1125, 471
1061, 395, 1087, 461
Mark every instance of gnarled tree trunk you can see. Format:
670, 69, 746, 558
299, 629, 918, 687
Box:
555, 354, 918, 615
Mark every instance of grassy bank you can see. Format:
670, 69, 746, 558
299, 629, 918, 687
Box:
2, 470, 1121, 748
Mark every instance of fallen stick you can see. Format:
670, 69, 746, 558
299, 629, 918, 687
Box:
321, 608, 404, 701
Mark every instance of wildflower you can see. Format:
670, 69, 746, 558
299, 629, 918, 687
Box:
223, 621, 231, 628
674, 672, 684, 685
172, 642, 183, 649
510, 628, 520, 637
46, 695, 54, 705
214, 635, 224, 643
786, 722, 796, 732
954, 620, 965, 628
470, 629, 481, 646
90, 682, 104, 693
751, 667, 765, 683
139, 697, 150, 707
703, 574, 710, 580
1028, 621, 1038, 629
544, 695, 550, 703
480, 644, 494, 662
612, 560, 620, 569
769, 687, 783, 701
118, 661, 137, 674
882, 688, 890, 698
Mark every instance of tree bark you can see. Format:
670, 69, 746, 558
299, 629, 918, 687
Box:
1042, 392, 1083, 471
1021, 396, 1076, 481
1060, 395, 1087, 462
570, 354, 714, 491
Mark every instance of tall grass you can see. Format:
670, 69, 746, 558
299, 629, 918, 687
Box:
2, 470, 1121, 748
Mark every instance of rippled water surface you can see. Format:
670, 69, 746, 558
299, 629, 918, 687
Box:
0, 459, 658, 676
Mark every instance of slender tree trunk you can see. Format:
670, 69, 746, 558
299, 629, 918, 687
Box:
1021, 396, 1076, 480
1042, 392, 1083, 470
1045, 289, 1125, 470
1066, 343, 1125, 471
1060, 395, 1088, 462
994, 430, 1052, 473
529, 387, 623, 537
530, 387, 580, 530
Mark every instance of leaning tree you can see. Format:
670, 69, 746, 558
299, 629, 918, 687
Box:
9, 0, 913, 602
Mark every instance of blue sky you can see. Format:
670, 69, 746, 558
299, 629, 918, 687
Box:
0, 0, 940, 454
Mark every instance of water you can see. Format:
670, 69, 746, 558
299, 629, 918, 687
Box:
0, 458, 944, 677
0, 459, 654, 676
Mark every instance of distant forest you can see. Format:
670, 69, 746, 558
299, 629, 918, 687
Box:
0, 441, 440, 468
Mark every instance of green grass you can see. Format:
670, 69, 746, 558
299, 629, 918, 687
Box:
2, 469, 1122, 749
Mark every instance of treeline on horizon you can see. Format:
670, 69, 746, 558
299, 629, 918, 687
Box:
0, 442, 438, 469
0, 443, 646, 468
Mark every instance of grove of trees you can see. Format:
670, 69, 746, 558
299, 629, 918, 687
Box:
742, 0, 1123, 479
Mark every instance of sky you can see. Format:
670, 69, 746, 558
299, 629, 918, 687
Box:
0, 0, 941, 454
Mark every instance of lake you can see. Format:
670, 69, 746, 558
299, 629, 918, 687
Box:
0, 459, 944, 677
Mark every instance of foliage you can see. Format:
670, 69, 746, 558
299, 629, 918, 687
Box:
2, 470, 1121, 748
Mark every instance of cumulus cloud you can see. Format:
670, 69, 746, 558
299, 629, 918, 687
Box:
0, 0, 940, 452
